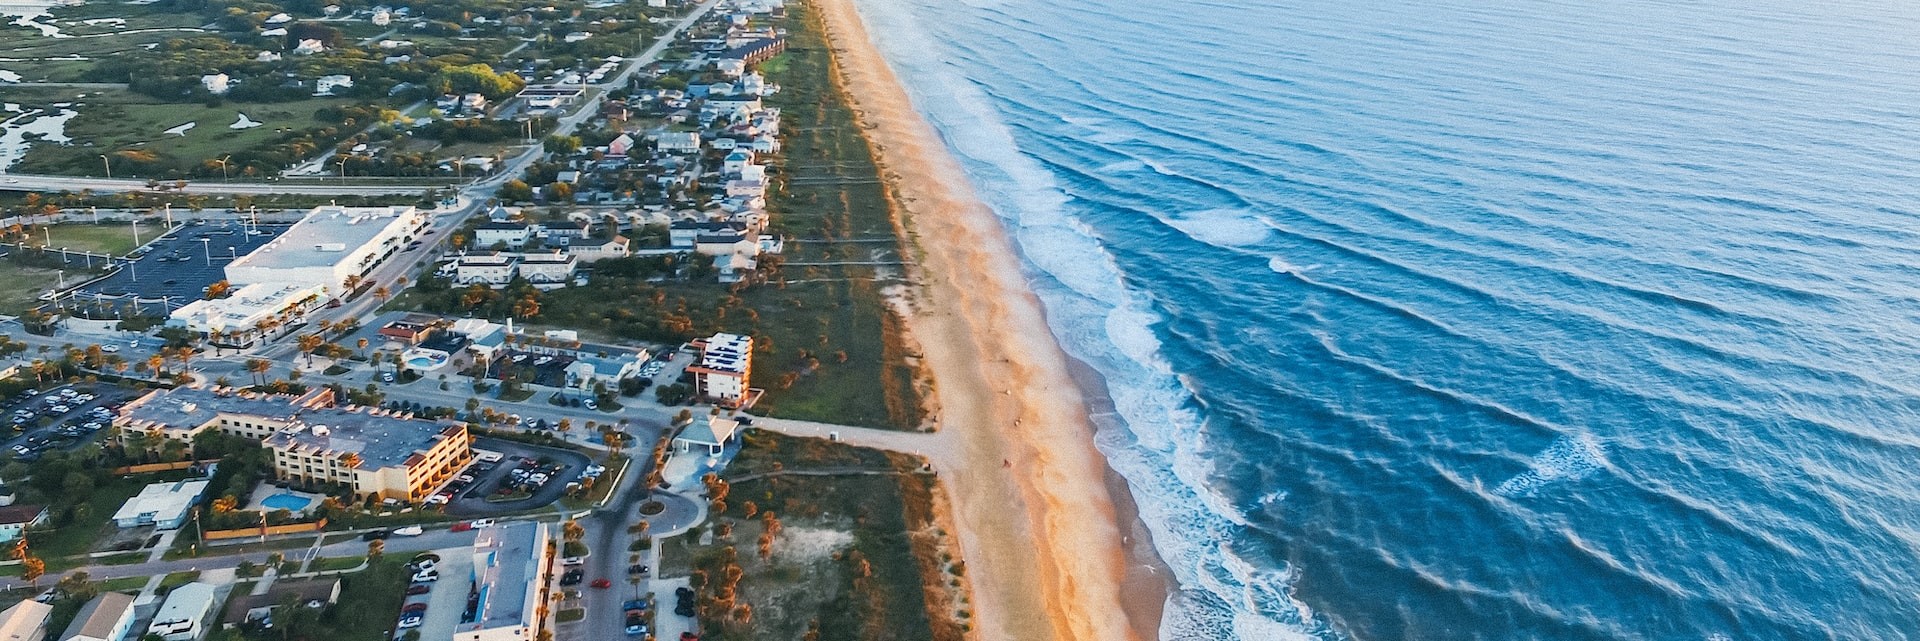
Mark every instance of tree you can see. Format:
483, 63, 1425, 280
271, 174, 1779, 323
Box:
246, 358, 271, 387
432, 63, 526, 99
562, 520, 584, 543
543, 135, 582, 154
19, 555, 44, 587
205, 280, 232, 300
367, 539, 385, 560
498, 179, 534, 203
297, 334, 323, 366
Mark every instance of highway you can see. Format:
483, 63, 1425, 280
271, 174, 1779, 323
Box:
0, 174, 444, 195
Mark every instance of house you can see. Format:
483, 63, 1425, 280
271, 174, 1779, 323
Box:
314, 75, 354, 96
112, 479, 210, 530
58, 593, 136, 641
148, 583, 216, 641
377, 314, 440, 344
653, 131, 700, 154
475, 221, 533, 249
461, 93, 488, 113
0, 505, 47, 543
749, 135, 779, 154
607, 133, 635, 157
739, 72, 766, 96
673, 415, 739, 456
721, 150, 753, 175
724, 178, 767, 198
255, 51, 281, 62
200, 74, 230, 95
292, 39, 325, 55
647, 0, 666, 6
454, 254, 518, 287
713, 58, 746, 78
370, 8, 391, 25
220, 578, 340, 629
259, 27, 287, 37
714, 252, 756, 283
264, 12, 293, 24
566, 235, 630, 262
694, 231, 754, 257
0, 599, 51, 641
564, 31, 593, 42
668, 220, 748, 248
540, 219, 593, 241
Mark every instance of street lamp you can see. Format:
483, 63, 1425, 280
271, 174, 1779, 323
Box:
200, 237, 212, 265
217, 155, 232, 182
99, 154, 112, 179
337, 158, 348, 184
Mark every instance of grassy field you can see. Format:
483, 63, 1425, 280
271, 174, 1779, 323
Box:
316, 557, 412, 641
38, 223, 161, 257
10, 87, 361, 178
0, 266, 62, 315
0, 7, 207, 82
663, 431, 964, 641
309, 556, 366, 572
26, 472, 180, 558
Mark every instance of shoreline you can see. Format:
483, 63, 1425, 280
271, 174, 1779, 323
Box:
806, 0, 1171, 639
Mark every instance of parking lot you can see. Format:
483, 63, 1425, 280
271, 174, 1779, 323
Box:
442, 438, 594, 517
61, 220, 288, 318
1, 383, 141, 461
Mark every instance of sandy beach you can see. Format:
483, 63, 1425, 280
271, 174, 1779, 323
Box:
806, 0, 1168, 639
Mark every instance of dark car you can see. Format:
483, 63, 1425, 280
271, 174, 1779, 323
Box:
625, 612, 646, 635
362, 529, 390, 541
560, 569, 584, 586
628, 564, 649, 576
406, 585, 431, 596
403, 603, 429, 613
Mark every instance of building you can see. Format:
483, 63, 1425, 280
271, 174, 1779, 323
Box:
455, 522, 553, 641
688, 332, 753, 406
58, 593, 136, 641
261, 408, 473, 502
673, 415, 739, 456
566, 235, 630, 262
147, 582, 216, 641
474, 221, 532, 249
376, 313, 441, 344
199, 74, 230, 95
220, 578, 340, 629
668, 219, 748, 248
223, 205, 427, 292
516, 85, 585, 112
112, 479, 211, 530
515, 252, 577, 287
454, 254, 518, 288
607, 133, 634, 157
115, 386, 324, 444
653, 131, 701, 154
166, 282, 328, 348
720, 37, 786, 65
0, 599, 51, 641
0, 505, 47, 543
314, 75, 354, 96
292, 39, 324, 55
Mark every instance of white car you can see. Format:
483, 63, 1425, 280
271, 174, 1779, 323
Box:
392, 525, 424, 537
467, 518, 496, 528
562, 556, 585, 567
411, 570, 438, 583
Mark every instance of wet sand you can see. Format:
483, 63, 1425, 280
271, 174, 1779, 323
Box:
807, 0, 1169, 639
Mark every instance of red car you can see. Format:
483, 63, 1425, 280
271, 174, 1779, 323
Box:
590, 578, 612, 589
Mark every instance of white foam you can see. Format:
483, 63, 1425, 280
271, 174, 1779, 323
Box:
1096, 159, 1148, 174
854, 0, 1329, 636
1494, 433, 1606, 497
1162, 207, 1274, 248
1268, 256, 1321, 275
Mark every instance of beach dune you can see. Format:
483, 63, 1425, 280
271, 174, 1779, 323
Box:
808, 0, 1158, 640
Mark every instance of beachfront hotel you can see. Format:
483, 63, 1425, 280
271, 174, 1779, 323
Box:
688, 332, 755, 407
116, 386, 474, 502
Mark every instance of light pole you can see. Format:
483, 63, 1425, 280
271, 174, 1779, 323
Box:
99, 154, 111, 179
130, 217, 141, 247
337, 158, 348, 184
200, 237, 212, 265
218, 155, 231, 182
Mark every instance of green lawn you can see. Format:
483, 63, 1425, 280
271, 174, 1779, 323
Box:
39, 223, 161, 257
98, 576, 149, 593
158, 570, 201, 593
27, 473, 184, 559
309, 556, 365, 572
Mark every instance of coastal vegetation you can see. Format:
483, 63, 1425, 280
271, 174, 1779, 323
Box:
662, 431, 966, 641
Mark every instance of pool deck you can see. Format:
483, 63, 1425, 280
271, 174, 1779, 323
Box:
247, 484, 326, 515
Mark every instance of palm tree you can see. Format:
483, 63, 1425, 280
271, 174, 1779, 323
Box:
245, 358, 271, 387
296, 334, 323, 366
356, 337, 369, 359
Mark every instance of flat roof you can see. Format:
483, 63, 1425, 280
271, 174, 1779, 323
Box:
459, 521, 546, 634
699, 333, 751, 374
263, 408, 463, 470
152, 582, 216, 628
113, 479, 210, 524
118, 387, 307, 431
226, 205, 416, 271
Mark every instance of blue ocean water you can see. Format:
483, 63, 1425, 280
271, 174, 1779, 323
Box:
848, 0, 1920, 639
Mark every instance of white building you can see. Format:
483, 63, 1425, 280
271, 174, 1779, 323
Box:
0, 505, 48, 543
370, 8, 391, 25
292, 39, 324, 55
566, 235, 630, 262
474, 221, 532, 249
721, 149, 753, 175
314, 74, 354, 96
453, 522, 553, 641
256, 51, 281, 62
58, 593, 137, 641
688, 332, 752, 406
454, 254, 518, 288
516, 252, 577, 288
147, 582, 216, 641
224, 205, 426, 292
200, 74, 230, 95
652, 131, 701, 154
112, 479, 210, 530
168, 282, 327, 347
673, 415, 739, 456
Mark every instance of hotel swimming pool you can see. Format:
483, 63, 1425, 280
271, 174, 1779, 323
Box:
261, 493, 312, 512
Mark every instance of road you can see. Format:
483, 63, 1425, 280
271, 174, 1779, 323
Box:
0, 174, 443, 195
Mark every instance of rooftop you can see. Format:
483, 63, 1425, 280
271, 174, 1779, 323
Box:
226, 205, 418, 272
118, 387, 312, 432
0, 505, 44, 526
112, 479, 210, 524
676, 416, 739, 447
262, 408, 464, 470
61, 593, 136, 641
0, 599, 50, 641
698, 332, 752, 374
459, 521, 547, 634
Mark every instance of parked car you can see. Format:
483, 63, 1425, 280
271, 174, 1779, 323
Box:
560, 569, 584, 586
403, 603, 429, 613
406, 585, 431, 596
562, 557, 585, 567
397, 614, 423, 629
590, 578, 612, 589
467, 518, 495, 528
392, 525, 424, 537
363, 529, 389, 541
625, 612, 646, 636
411, 570, 438, 583
628, 564, 649, 576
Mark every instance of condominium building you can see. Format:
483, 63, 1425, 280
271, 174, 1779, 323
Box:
688, 332, 753, 406
114, 387, 328, 443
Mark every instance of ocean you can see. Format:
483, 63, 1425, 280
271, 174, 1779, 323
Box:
848, 0, 1920, 638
